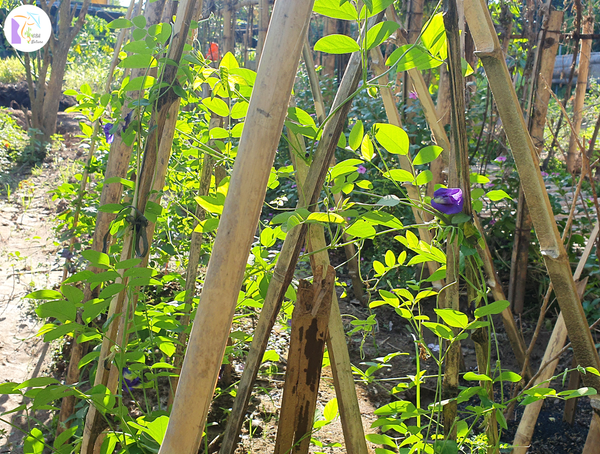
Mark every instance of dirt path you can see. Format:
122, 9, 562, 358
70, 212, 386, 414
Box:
0, 154, 71, 452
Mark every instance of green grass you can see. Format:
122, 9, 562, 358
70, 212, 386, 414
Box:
0, 57, 26, 84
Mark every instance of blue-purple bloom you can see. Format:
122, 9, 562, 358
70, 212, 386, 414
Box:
431, 188, 464, 215
122, 367, 141, 392
103, 123, 114, 144
408, 91, 418, 100
540, 171, 549, 177
495, 156, 507, 163
357, 165, 367, 174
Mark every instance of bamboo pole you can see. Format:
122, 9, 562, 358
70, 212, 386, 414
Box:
289, 122, 369, 454
218, 17, 374, 453
301, 43, 365, 304
158, 2, 316, 452
440, 0, 471, 439
511, 221, 599, 453
255, 0, 269, 61
167, 118, 219, 407
463, 0, 600, 392
566, 15, 595, 174
509, 9, 563, 314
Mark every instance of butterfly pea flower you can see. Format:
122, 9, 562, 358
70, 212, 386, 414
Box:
357, 165, 367, 174
122, 367, 141, 392
103, 123, 114, 144
431, 188, 464, 215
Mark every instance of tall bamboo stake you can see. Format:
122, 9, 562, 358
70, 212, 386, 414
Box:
158, 2, 316, 452
301, 44, 365, 303
509, 9, 563, 314
566, 15, 595, 174
255, 0, 269, 61
463, 0, 600, 395
511, 222, 599, 454
218, 17, 376, 453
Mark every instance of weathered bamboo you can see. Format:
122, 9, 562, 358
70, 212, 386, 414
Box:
566, 15, 594, 174
255, 0, 269, 60
290, 127, 369, 454
218, 19, 373, 453
508, 9, 563, 314
301, 44, 365, 304
440, 0, 471, 439
511, 223, 597, 454
55, 0, 140, 435
464, 0, 600, 392
223, 0, 235, 53
159, 2, 316, 452
273, 266, 334, 454
167, 118, 219, 407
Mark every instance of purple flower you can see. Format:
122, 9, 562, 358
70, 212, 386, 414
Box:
357, 165, 367, 174
408, 91, 418, 100
484, 182, 494, 189
431, 188, 464, 215
541, 171, 549, 177
103, 123, 114, 144
494, 156, 507, 163
59, 248, 74, 260
489, 218, 497, 226
122, 367, 141, 392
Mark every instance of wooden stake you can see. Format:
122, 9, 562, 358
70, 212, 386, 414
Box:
566, 15, 595, 174
509, 9, 564, 314
274, 266, 334, 454
159, 2, 315, 452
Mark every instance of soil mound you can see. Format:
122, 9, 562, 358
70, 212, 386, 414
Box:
0, 81, 76, 111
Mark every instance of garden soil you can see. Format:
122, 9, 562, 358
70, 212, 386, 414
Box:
0, 111, 595, 453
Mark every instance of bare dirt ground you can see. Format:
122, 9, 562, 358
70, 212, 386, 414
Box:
0, 133, 80, 453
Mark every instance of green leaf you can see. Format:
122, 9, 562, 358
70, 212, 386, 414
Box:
384, 169, 414, 183
358, 0, 395, 18
474, 300, 510, 318
366, 433, 396, 448
422, 322, 454, 340
132, 15, 147, 28
346, 220, 377, 238
123, 75, 156, 92
486, 189, 512, 201
307, 212, 346, 224
26, 289, 62, 300
373, 260, 386, 276
82, 250, 110, 268
119, 54, 157, 69
0, 382, 20, 394
315, 35, 360, 54
146, 415, 170, 444
36, 300, 77, 323
413, 145, 443, 165
17, 377, 59, 389
415, 170, 433, 186
108, 18, 133, 29
202, 97, 230, 117
386, 44, 444, 72
493, 371, 522, 383
314, 0, 358, 20
365, 21, 399, 51
24, 427, 44, 454
349, 121, 364, 151
434, 308, 468, 329
374, 400, 415, 415
374, 123, 409, 155
361, 135, 375, 161
231, 101, 249, 119
464, 371, 492, 381
115, 258, 142, 269
323, 397, 338, 421
470, 173, 490, 184
98, 203, 124, 213
421, 13, 447, 60
432, 440, 458, 454
219, 51, 239, 70
384, 250, 395, 267
262, 350, 280, 362
61, 285, 84, 305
